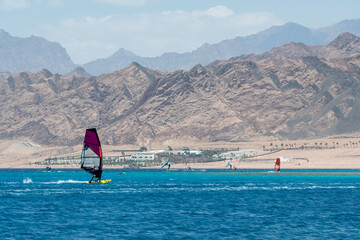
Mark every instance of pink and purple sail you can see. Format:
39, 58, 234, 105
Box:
81, 128, 103, 175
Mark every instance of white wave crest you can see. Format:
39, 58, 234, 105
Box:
23, 177, 33, 184
56, 179, 88, 184
43, 179, 87, 184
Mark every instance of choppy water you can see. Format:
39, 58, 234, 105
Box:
1, 169, 360, 239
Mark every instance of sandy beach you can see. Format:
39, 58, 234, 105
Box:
1, 135, 360, 169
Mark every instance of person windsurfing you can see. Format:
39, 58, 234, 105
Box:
274, 157, 281, 172
45, 157, 51, 172
81, 128, 104, 183
161, 158, 170, 170
226, 161, 232, 169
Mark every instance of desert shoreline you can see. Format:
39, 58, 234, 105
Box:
1, 136, 360, 169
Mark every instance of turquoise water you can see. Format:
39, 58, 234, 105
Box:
1, 169, 360, 239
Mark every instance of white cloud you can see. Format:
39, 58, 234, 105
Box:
202, 5, 234, 19
0, 0, 29, 10
93, 0, 146, 6
39, 5, 283, 64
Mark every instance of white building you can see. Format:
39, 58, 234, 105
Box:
127, 153, 155, 161
220, 149, 263, 160
189, 150, 202, 155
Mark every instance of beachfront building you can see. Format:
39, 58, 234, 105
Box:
277, 156, 295, 162
165, 150, 202, 156
188, 150, 202, 155
127, 153, 155, 161
220, 149, 263, 160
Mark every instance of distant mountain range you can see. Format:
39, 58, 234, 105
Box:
82, 19, 360, 75
2, 19, 360, 75
1, 32, 360, 145
0, 29, 75, 74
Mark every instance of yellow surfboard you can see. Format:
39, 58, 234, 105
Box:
88, 179, 112, 184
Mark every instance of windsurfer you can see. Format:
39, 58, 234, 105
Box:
81, 128, 110, 184
274, 157, 281, 172
167, 163, 171, 170
161, 159, 170, 170
89, 168, 102, 183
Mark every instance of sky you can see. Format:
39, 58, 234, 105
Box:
0, 0, 359, 64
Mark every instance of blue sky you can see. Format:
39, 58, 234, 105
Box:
0, 0, 359, 64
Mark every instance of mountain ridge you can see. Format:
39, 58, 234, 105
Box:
1, 33, 360, 145
2, 18, 360, 75
82, 19, 360, 75
0, 29, 76, 74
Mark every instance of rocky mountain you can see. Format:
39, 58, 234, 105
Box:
1, 33, 360, 146
2, 19, 360, 76
66, 66, 92, 78
83, 19, 360, 75
239, 32, 360, 61
0, 29, 76, 74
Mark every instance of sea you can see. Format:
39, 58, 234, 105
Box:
1, 169, 360, 239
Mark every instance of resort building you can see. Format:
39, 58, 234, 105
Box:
127, 153, 155, 161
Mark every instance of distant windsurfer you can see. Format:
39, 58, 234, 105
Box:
45, 158, 51, 172
161, 158, 170, 170
168, 163, 171, 170
274, 157, 281, 172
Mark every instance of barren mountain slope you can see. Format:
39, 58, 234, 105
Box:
1, 34, 360, 145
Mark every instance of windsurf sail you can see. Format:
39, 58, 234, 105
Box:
274, 157, 281, 172
161, 158, 169, 168
81, 128, 103, 180
226, 161, 231, 167
45, 157, 51, 172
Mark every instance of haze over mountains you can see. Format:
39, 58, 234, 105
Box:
1, 32, 360, 145
82, 19, 360, 75
0, 30, 75, 74
2, 19, 360, 75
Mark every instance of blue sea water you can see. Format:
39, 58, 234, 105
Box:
1, 169, 360, 239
